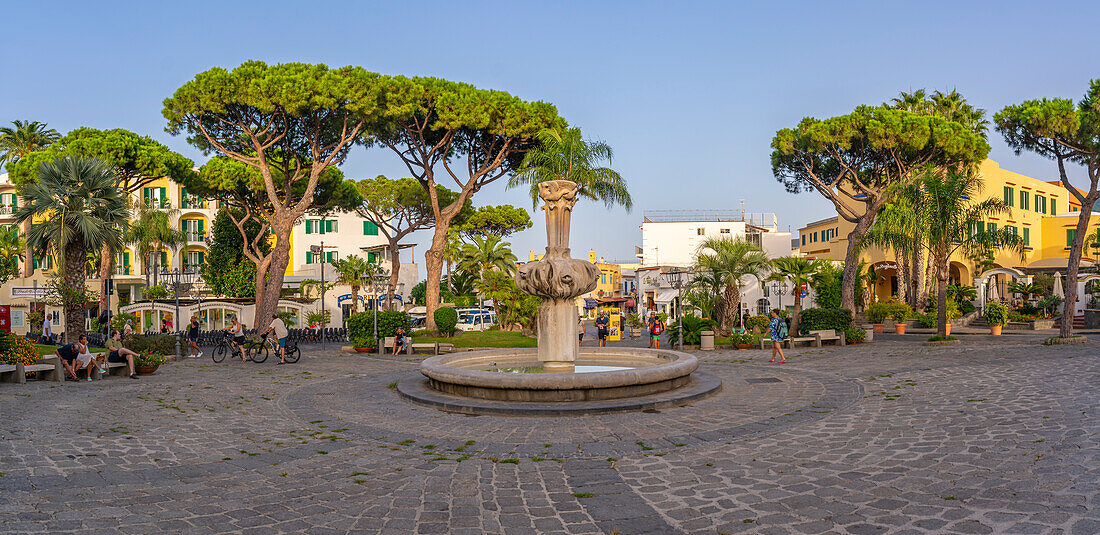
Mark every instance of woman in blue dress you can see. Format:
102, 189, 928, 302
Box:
766, 309, 786, 363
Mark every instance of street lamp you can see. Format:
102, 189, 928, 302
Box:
362, 263, 390, 355
662, 267, 688, 350
770, 281, 788, 313
160, 267, 196, 361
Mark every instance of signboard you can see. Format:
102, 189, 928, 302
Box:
0, 305, 9, 333
799, 283, 809, 299
599, 306, 622, 342
11, 310, 24, 328
337, 294, 367, 306
11, 287, 50, 299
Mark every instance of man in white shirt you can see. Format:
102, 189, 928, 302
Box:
262, 313, 289, 364
41, 315, 52, 344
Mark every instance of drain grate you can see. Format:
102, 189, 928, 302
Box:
744, 377, 782, 384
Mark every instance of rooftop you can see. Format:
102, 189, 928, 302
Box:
642, 210, 777, 228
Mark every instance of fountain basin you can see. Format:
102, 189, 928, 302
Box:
420, 348, 699, 402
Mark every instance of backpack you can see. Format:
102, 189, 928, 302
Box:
776, 319, 788, 339
653, 321, 663, 335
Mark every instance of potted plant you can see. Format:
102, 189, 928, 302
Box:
626, 313, 643, 338
844, 327, 866, 344
984, 302, 1008, 335
889, 303, 912, 334
732, 332, 753, 350
134, 353, 166, 375
346, 312, 376, 352
867, 302, 889, 333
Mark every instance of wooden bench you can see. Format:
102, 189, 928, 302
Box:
0, 357, 62, 384
789, 329, 846, 348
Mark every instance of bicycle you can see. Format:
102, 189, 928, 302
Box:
211, 333, 248, 363
247, 333, 301, 364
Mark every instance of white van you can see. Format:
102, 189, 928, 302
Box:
456, 309, 497, 332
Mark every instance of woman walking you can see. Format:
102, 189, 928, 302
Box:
766, 309, 786, 363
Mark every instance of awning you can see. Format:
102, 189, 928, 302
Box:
654, 289, 678, 304
1026, 258, 1095, 270
625, 299, 636, 308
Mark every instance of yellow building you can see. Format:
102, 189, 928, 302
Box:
798, 159, 1100, 303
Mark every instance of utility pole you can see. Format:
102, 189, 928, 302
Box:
311, 243, 326, 350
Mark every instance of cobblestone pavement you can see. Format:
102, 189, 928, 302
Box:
1, 335, 1096, 534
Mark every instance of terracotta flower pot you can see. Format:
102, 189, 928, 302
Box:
990, 325, 1002, 336
944, 324, 951, 336
894, 323, 907, 334
873, 324, 885, 334
135, 365, 159, 376
735, 344, 752, 350
354, 347, 374, 353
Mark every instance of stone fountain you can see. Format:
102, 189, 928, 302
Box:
398, 180, 721, 415
514, 180, 601, 372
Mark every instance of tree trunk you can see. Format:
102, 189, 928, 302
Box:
97, 242, 112, 312
424, 222, 449, 331
254, 231, 293, 332
719, 282, 740, 336
895, 249, 908, 304
386, 239, 401, 312
1061, 194, 1099, 337
63, 242, 88, 344
351, 283, 360, 315
913, 248, 926, 311
936, 252, 950, 337
841, 218, 873, 312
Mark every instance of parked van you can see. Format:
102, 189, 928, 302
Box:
456, 308, 497, 331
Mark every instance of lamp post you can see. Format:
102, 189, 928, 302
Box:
310, 243, 326, 350
770, 281, 788, 313
662, 267, 687, 350
361, 262, 390, 355
160, 267, 195, 361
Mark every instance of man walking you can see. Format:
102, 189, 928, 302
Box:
41, 313, 52, 344
187, 316, 202, 358
595, 311, 610, 347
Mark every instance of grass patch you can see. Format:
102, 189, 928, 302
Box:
36, 344, 105, 355
386, 381, 398, 389
572, 492, 597, 498
412, 330, 537, 348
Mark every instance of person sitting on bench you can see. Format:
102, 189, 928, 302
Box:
55, 335, 89, 381
106, 330, 140, 379
392, 327, 410, 354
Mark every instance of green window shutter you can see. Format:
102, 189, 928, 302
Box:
143, 187, 151, 203
181, 187, 187, 199
1023, 227, 1030, 246
160, 187, 167, 205
1051, 199, 1057, 215
1004, 186, 1013, 206
10, 194, 16, 208
124, 251, 130, 266
367, 252, 376, 263
987, 222, 997, 233
305, 251, 312, 264
1067, 228, 1076, 247
198, 251, 205, 265
306, 220, 312, 234
198, 219, 204, 233
1020, 191, 1029, 210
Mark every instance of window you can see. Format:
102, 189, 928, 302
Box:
801, 235, 806, 246
367, 252, 377, 263
1051, 199, 1057, 215
720, 228, 730, 234
697, 228, 705, 236
601, 274, 607, 284
1020, 191, 1030, 210
182, 219, 205, 241
326, 220, 337, 233
0, 193, 16, 213
184, 251, 205, 269
326, 251, 338, 263
363, 221, 379, 235
813, 232, 818, 242
1036, 195, 1046, 214
306, 219, 337, 234
1005, 225, 1017, 239
1004, 186, 1014, 207
1067, 228, 1077, 247
969, 221, 981, 237
142, 187, 168, 208
305, 251, 312, 264
987, 222, 997, 234
1023, 227, 1030, 246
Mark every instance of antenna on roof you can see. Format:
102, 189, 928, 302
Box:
740, 199, 745, 222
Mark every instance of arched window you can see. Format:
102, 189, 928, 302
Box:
756, 298, 770, 316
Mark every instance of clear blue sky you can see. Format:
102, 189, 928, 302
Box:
4, 1, 1100, 265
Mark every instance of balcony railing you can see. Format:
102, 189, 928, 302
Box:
143, 199, 171, 209
115, 265, 132, 276
181, 198, 206, 209
184, 231, 207, 242
0, 205, 14, 215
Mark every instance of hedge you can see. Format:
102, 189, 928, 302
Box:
798, 308, 852, 334
434, 307, 458, 336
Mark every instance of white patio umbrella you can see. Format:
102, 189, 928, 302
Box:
1053, 271, 1065, 299
988, 279, 999, 302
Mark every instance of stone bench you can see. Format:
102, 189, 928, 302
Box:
789, 329, 846, 348
92, 360, 131, 379
382, 337, 440, 355
0, 357, 62, 384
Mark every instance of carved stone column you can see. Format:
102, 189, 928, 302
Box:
515, 180, 600, 372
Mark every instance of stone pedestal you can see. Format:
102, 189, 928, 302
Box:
515, 180, 600, 373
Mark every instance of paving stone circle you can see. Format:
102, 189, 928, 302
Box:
0, 334, 1096, 534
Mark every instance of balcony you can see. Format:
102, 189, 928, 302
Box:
114, 265, 132, 276
0, 205, 14, 216
184, 231, 207, 242
142, 199, 171, 210
181, 198, 206, 209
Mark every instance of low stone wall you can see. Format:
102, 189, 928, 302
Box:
1085, 309, 1100, 329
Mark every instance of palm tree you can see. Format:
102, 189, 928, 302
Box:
458, 235, 518, 309
127, 200, 185, 289
767, 257, 826, 336
685, 269, 724, 321
862, 182, 927, 310
1008, 281, 1044, 304
0, 120, 60, 168
0, 225, 25, 284
14, 157, 127, 343
446, 269, 479, 299
693, 237, 770, 335
509, 127, 632, 210
332, 255, 370, 314
921, 170, 1022, 336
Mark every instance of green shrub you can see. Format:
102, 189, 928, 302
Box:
1, 333, 38, 366
453, 295, 477, 307
144, 285, 168, 300
957, 300, 975, 315
887, 302, 912, 323
844, 327, 866, 344
377, 311, 411, 338
983, 302, 1008, 326
745, 315, 770, 333
730, 331, 762, 345
434, 307, 458, 337
135, 353, 167, 366
867, 302, 891, 323
123, 334, 176, 356
798, 308, 852, 334
1036, 295, 1062, 315
666, 316, 716, 345
346, 312, 376, 348
625, 312, 642, 328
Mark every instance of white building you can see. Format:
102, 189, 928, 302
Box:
635, 210, 799, 318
